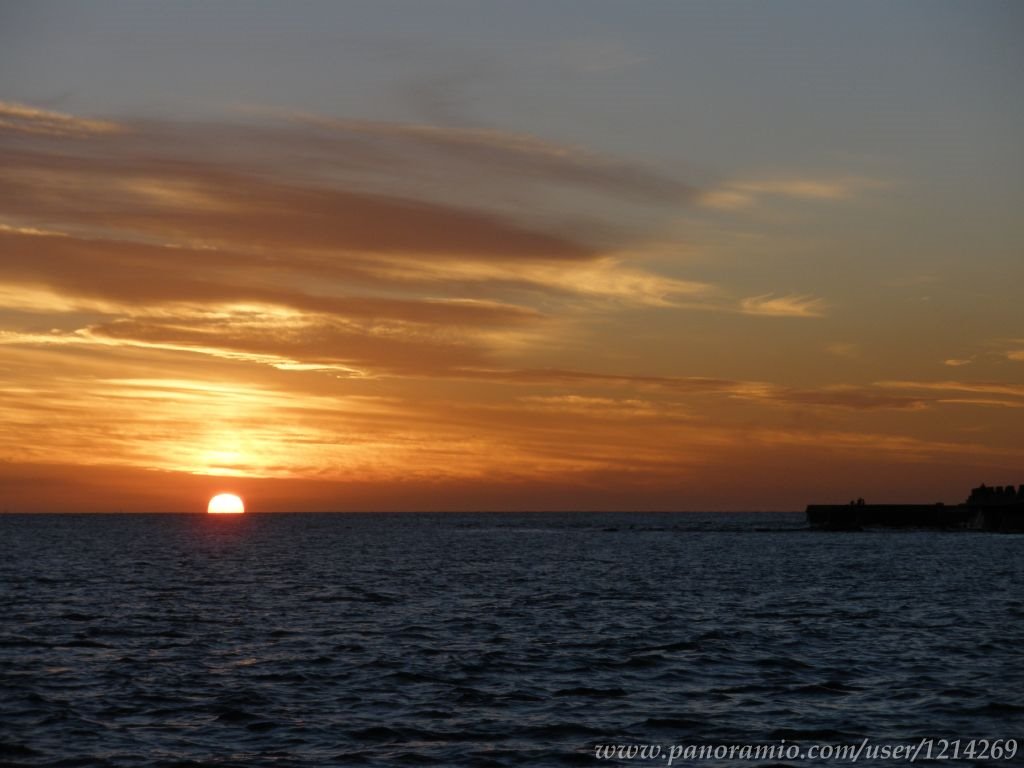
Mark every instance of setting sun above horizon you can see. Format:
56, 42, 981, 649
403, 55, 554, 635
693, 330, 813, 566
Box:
207, 494, 245, 514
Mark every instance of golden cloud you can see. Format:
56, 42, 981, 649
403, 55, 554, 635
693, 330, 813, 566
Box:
739, 293, 826, 318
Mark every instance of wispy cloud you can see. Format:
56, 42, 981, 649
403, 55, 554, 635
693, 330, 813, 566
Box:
518, 395, 668, 419
0, 104, 704, 314
739, 293, 826, 318
0, 101, 122, 137
287, 113, 690, 202
876, 380, 1024, 409
877, 380, 1024, 398
1003, 340, 1024, 362
700, 175, 885, 211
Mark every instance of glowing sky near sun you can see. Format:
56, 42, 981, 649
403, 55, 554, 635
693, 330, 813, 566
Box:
0, 2, 1021, 511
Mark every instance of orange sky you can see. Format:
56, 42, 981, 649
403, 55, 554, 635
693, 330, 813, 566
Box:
1, 5, 1021, 511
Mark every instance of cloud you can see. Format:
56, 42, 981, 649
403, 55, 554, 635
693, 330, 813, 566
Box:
739, 293, 826, 318
29, 333, 964, 417
379, 252, 713, 307
449, 369, 933, 411
1, 329, 1016, 502
2, 103, 824, 399
0, 103, 712, 321
0, 104, 852, 332
0, 301, 514, 378
453, 366, 755, 394
876, 380, 1024, 409
518, 395, 668, 419
0, 154, 593, 262
284, 112, 691, 203
11, 326, 935, 418
764, 387, 928, 411
700, 175, 885, 211
0, 101, 122, 137
877, 380, 1024, 398
0, 229, 547, 325
465, 370, 1018, 413
0, 359, 440, 479
935, 340, 1024, 367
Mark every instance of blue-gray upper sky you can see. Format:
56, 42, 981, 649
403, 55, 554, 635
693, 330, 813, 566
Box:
4, 1, 1021, 166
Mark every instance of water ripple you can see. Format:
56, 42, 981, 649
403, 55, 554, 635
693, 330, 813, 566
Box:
1, 513, 1021, 766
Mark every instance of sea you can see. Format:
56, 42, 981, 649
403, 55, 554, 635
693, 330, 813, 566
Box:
0, 513, 1021, 767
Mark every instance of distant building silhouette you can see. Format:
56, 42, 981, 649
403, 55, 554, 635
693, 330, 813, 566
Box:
809, 483, 1024, 532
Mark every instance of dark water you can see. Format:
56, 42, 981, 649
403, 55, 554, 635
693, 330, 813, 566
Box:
1, 513, 1021, 767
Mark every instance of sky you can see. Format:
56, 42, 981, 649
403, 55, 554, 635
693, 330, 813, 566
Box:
0, 1, 1021, 512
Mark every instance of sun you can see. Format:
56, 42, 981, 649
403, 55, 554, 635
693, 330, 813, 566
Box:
207, 493, 245, 514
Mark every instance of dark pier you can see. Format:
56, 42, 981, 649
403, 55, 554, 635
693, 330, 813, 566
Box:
806, 484, 1024, 532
